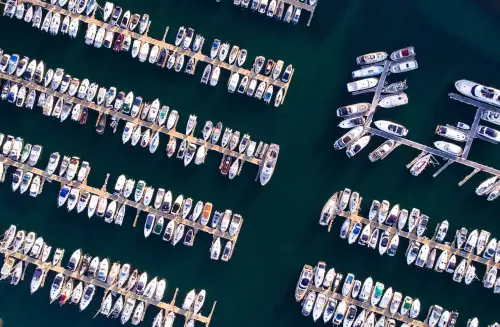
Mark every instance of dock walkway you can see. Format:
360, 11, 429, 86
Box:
449, 93, 500, 114
17, 0, 294, 105
0, 156, 241, 243
364, 61, 392, 127
1, 249, 216, 326
365, 127, 500, 177
462, 108, 483, 159
0, 72, 265, 168
332, 209, 499, 269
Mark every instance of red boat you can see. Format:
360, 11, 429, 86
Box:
113, 34, 124, 52
219, 155, 232, 175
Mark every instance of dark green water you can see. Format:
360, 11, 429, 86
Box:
0, 0, 500, 326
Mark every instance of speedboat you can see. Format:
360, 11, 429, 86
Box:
346, 135, 371, 158
434, 141, 463, 156
336, 103, 370, 118
352, 65, 384, 79
390, 47, 416, 61
379, 93, 408, 108
475, 176, 497, 196
320, 194, 337, 226
334, 126, 364, 150
435, 125, 468, 142
356, 52, 388, 65
50, 273, 65, 303
374, 120, 408, 136
477, 125, 500, 142
338, 117, 365, 129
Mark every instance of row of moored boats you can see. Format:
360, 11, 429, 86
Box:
0, 225, 208, 326
0, 48, 274, 179
223, 0, 316, 25
320, 189, 500, 293
295, 262, 466, 327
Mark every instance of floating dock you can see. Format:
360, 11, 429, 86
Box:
0, 71, 279, 183
14, 0, 294, 106
300, 264, 434, 327
0, 156, 241, 250
1, 248, 216, 326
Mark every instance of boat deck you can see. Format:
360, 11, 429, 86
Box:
17, 0, 294, 106
332, 207, 500, 270
0, 72, 274, 173
0, 156, 242, 245
1, 249, 216, 326
305, 281, 428, 327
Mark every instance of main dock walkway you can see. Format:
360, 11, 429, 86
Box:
1, 248, 216, 326
16, 0, 294, 105
364, 61, 392, 127
0, 156, 241, 244
365, 127, 500, 177
0, 72, 267, 169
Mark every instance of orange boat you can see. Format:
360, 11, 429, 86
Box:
201, 202, 213, 226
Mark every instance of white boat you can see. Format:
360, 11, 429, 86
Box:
390, 59, 418, 73
378, 93, 408, 108
435, 125, 468, 142
434, 141, 463, 156
346, 135, 371, 158
50, 273, 65, 303
352, 65, 384, 79
374, 120, 408, 136
356, 52, 388, 65
336, 103, 370, 118
478, 125, 500, 142
455, 80, 500, 108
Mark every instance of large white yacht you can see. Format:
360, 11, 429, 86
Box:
455, 79, 500, 107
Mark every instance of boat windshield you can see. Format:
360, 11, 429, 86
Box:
484, 127, 498, 138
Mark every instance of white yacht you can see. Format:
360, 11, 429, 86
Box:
434, 141, 463, 156
336, 103, 370, 118
374, 120, 408, 136
435, 125, 468, 142
455, 80, 500, 107
346, 78, 378, 92
477, 125, 500, 142
378, 93, 408, 108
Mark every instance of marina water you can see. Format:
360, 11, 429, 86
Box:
1, 0, 500, 326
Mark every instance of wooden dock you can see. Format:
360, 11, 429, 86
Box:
16, 0, 294, 106
0, 72, 274, 171
303, 272, 429, 327
1, 249, 217, 326
0, 156, 242, 244
331, 208, 500, 270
